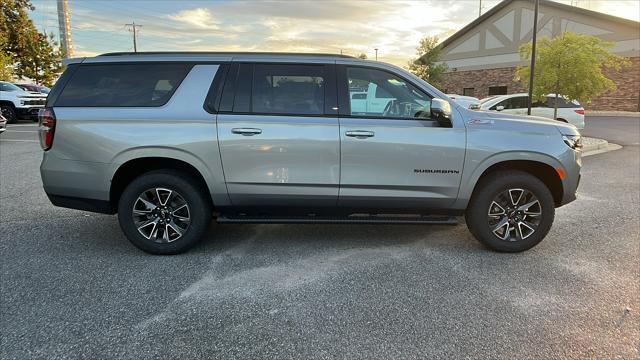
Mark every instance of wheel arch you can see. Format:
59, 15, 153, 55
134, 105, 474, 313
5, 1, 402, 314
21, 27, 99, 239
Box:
469, 159, 564, 207
110, 157, 215, 213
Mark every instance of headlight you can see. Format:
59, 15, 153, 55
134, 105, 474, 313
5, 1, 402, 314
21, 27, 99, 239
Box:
562, 134, 582, 150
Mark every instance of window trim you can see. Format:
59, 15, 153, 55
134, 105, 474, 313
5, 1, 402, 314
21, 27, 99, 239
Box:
215, 62, 338, 118
53, 61, 197, 108
203, 63, 231, 114
337, 64, 435, 121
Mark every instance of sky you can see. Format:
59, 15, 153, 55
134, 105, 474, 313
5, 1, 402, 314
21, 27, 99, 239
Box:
29, 0, 640, 66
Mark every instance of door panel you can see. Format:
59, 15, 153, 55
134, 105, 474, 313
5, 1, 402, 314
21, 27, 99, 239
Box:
339, 118, 465, 210
217, 114, 340, 211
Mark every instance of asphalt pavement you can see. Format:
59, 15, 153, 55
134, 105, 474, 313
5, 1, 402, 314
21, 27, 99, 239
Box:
1, 116, 639, 359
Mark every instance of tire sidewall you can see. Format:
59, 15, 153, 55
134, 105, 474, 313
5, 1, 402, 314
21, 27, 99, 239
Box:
466, 171, 555, 252
1, 105, 17, 124
117, 171, 212, 255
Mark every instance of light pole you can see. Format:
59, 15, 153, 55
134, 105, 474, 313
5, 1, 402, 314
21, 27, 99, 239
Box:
374, 48, 378, 61
527, 0, 539, 115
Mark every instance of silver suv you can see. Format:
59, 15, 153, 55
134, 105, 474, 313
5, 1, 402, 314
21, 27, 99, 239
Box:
39, 52, 582, 254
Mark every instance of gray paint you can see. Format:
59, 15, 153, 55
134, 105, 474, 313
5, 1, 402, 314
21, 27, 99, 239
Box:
41, 53, 582, 218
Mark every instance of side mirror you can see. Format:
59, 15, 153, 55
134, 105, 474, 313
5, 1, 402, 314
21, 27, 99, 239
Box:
431, 98, 452, 127
496, 105, 505, 111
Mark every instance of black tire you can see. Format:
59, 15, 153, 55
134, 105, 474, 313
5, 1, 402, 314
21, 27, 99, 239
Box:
1, 105, 17, 124
117, 170, 213, 255
465, 170, 555, 252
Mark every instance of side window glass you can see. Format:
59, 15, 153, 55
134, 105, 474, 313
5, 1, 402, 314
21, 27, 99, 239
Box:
491, 99, 509, 110
347, 67, 431, 119
251, 64, 325, 115
55, 63, 192, 107
514, 96, 528, 109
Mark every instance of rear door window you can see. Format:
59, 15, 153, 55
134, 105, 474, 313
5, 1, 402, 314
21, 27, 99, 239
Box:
250, 64, 326, 115
55, 63, 193, 107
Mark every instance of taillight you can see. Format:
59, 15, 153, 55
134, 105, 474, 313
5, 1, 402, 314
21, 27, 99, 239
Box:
38, 108, 56, 151
574, 109, 585, 115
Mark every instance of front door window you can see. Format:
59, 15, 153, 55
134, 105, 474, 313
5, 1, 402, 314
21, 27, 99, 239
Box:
347, 67, 431, 119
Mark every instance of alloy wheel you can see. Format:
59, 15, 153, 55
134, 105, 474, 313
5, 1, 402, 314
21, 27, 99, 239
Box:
487, 188, 542, 242
132, 187, 191, 243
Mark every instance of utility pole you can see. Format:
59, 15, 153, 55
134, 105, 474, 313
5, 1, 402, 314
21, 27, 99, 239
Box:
125, 21, 142, 52
527, 0, 539, 115
479, 0, 482, 17
374, 48, 378, 61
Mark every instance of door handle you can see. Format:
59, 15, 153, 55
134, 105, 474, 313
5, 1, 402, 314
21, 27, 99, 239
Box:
345, 130, 375, 139
232, 128, 262, 136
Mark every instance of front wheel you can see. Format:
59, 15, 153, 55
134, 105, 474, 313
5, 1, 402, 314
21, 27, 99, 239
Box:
465, 170, 555, 252
1, 105, 17, 124
117, 170, 213, 255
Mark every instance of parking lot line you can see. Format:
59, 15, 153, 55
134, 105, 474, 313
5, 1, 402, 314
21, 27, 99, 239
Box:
0, 139, 39, 142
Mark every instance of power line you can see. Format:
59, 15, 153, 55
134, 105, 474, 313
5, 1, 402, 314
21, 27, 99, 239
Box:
125, 21, 142, 52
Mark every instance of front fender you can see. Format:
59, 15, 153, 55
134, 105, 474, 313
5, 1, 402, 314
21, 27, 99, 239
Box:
453, 150, 564, 209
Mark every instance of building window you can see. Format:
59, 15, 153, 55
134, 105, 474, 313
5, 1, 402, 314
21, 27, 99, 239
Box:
463, 87, 475, 96
488, 86, 508, 95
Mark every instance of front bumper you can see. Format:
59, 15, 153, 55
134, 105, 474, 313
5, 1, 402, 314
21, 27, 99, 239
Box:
559, 150, 582, 206
16, 106, 43, 119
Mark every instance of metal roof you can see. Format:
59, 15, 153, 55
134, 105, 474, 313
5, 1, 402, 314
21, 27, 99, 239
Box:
99, 51, 355, 59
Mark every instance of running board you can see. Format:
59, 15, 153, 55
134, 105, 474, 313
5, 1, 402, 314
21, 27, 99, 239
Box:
217, 215, 458, 225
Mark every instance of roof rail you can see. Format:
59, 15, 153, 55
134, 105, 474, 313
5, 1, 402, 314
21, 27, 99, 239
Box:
98, 51, 356, 58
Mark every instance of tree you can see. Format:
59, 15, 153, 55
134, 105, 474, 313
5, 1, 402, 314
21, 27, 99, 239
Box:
0, 0, 63, 86
515, 32, 629, 119
0, 36, 13, 81
357, 53, 367, 60
407, 36, 448, 89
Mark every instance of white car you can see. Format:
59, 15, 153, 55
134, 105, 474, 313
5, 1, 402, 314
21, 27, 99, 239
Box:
0, 81, 48, 123
479, 93, 585, 129
447, 94, 480, 109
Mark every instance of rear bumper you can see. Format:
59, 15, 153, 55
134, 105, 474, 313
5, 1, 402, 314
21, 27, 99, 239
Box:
46, 193, 114, 214
40, 151, 114, 213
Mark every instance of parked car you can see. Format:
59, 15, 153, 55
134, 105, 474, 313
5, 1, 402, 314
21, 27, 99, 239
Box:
0, 114, 6, 134
479, 93, 585, 129
350, 82, 430, 115
447, 94, 480, 109
39, 52, 582, 255
0, 81, 48, 123
15, 83, 50, 94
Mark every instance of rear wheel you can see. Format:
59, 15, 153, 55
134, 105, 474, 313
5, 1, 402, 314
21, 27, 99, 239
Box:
465, 170, 555, 252
117, 170, 213, 255
1, 105, 17, 124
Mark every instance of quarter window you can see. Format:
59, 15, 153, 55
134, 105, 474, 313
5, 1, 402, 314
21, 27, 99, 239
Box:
251, 64, 325, 115
347, 67, 431, 119
55, 63, 193, 107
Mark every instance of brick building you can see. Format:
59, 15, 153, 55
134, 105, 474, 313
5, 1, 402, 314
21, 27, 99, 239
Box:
427, 0, 640, 111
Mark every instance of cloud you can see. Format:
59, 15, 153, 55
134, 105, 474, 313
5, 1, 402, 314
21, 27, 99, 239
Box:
167, 8, 219, 30
30, 0, 640, 66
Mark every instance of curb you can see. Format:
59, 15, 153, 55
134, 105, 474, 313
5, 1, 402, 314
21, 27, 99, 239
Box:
582, 137, 609, 152
582, 137, 622, 157
585, 111, 640, 118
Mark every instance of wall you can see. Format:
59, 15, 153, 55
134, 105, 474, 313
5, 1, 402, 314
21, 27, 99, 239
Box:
442, 56, 640, 111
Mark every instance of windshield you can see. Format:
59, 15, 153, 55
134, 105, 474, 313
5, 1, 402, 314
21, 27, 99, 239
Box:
0, 82, 23, 92
479, 96, 500, 104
